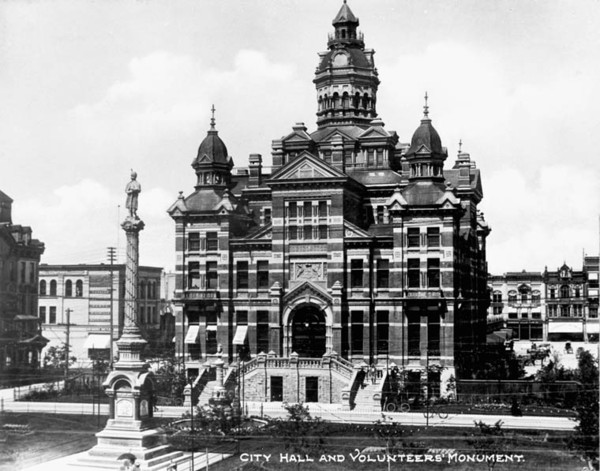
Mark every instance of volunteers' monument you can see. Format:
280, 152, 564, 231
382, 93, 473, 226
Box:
75, 171, 186, 470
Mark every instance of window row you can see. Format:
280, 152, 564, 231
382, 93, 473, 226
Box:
139, 280, 159, 299
507, 312, 542, 319
407, 227, 441, 248
187, 261, 270, 290
286, 201, 329, 220
188, 232, 219, 252
40, 279, 83, 297
349, 259, 389, 289
506, 292, 541, 303
407, 258, 440, 288
39, 306, 57, 324
547, 305, 584, 317
549, 285, 582, 299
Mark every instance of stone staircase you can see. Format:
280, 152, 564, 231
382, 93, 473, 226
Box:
352, 377, 383, 411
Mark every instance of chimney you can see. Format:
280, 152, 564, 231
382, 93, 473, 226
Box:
248, 154, 263, 187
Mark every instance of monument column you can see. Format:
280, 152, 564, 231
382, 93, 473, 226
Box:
80, 171, 187, 470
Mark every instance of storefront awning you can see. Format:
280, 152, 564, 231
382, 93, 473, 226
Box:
232, 325, 248, 345
84, 334, 111, 350
548, 322, 583, 334
586, 322, 599, 334
185, 325, 200, 344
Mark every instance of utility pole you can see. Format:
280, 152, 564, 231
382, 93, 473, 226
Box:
65, 308, 72, 379
107, 246, 117, 367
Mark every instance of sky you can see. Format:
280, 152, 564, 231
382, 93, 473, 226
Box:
0, 0, 599, 274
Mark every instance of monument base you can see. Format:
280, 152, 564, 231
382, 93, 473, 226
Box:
72, 426, 187, 470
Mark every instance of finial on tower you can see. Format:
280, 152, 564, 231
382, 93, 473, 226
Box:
210, 104, 216, 129
423, 91, 429, 118
458, 139, 463, 154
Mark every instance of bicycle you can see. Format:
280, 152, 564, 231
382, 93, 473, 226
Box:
422, 402, 449, 419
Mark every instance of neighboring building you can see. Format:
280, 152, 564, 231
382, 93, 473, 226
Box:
584, 256, 599, 342
0, 190, 46, 372
544, 262, 596, 342
39, 264, 163, 367
168, 2, 490, 405
487, 257, 600, 343
488, 271, 544, 341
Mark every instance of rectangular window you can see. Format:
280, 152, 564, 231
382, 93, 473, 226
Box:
257, 310, 269, 354
188, 262, 200, 289
257, 261, 269, 289
428, 313, 440, 355
508, 294, 517, 303
305, 377, 319, 402
271, 376, 283, 402
531, 324, 543, 340
492, 293, 502, 303
206, 262, 218, 289
508, 312, 518, 319
532, 312, 541, 319
318, 225, 327, 240
263, 208, 272, 225
550, 288, 556, 299
188, 232, 200, 251
236, 310, 248, 325
303, 201, 312, 220
206, 232, 218, 251
318, 201, 327, 219
427, 227, 440, 247
408, 312, 420, 356
367, 149, 375, 166
407, 228, 420, 247
521, 312, 528, 319
532, 293, 541, 303
493, 306, 503, 315
206, 329, 218, 355
236, 261, 249, 290
39, 306, 46, 324
376, 206, 384, 224
589, 308, 598, 318
376, 259, 389, 289
49, 306, 57, 324
288, 202, 297, 219
377, 311, 389, 354
350, 259, 363, 288
303, 224, 312, 240
407, 259, 420, 288
351, 311, 363, 354
427, 258, 440, 288
560, 305, 570, 317
289, 226, 298, 240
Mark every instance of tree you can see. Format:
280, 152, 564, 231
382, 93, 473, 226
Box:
153, 354, 187, 404
466, 421, 508, 471
267, 403, 325, 459
43, 343, 76, 370
568, 350, 599, 470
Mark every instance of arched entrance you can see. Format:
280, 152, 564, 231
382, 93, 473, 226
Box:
291, 305, 326, 357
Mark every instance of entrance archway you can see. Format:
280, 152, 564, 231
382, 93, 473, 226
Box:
291, 306, 326, 357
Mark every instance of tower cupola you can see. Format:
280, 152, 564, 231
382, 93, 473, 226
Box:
192, 105, 233, 189
404, 93, 447, 181
314, 1, 380, 129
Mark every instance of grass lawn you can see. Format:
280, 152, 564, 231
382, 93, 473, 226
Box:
0, 412, 105, 470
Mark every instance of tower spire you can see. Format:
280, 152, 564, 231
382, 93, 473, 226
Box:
210, 104, 216, 129
423, 91, 429, 119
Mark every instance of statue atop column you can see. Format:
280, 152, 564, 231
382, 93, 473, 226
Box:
125, 170, 141, 218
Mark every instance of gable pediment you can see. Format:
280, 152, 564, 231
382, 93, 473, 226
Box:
317, 128, 355, 143
359, 127, 390, 139
343, 220, 371, 238
283, 280, 332, 306
269, 151, 347, 182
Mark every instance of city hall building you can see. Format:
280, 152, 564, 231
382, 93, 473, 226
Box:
169, 2, 490, 407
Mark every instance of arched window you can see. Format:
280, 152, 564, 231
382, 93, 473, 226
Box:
50, 280, 57, 296
560, 285, 570, 298
75, 280, 83, 297
65, 280, 73, 297
39, 280, 47, 296
518, 285, 531, 303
